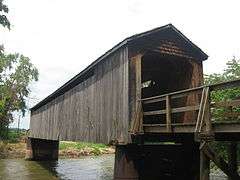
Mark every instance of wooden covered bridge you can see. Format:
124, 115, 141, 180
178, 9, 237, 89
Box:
27, 24, 240, 180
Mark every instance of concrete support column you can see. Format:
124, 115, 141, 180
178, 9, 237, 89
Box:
25, 137, 59, 161
114, 145, 139, 180
114, 143, 200, 180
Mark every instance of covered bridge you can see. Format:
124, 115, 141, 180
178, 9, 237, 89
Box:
28, 24, 240, 180
29, 24, 207, 144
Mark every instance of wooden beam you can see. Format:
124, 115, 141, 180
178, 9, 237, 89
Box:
135, 54, 142, 104
204, 87, 213, 136
166, 95, 172, 132
143, 121, 240, 134
141, 79, 240, 104
129, 54, 142, 134
201, 142, 240, 180
172, 105, 200, 113
228, 142, 238, 180
141, 86, 203, 102
200, 147, 210, 180
143, 105, 199, 116
144, 109, 166, 116
143, 90, 202, 104
195, 88, 206, 134
210, 79, 240, 91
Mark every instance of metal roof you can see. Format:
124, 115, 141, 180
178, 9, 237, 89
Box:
31, 24, 208, 111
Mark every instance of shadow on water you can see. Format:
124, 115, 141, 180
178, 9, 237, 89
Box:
37, 161, 59, 178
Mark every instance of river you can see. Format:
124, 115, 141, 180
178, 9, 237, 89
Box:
0, 154, 228, 180
0, 154, 114, 180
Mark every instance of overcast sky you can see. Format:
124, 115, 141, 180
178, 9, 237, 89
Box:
1, 0, 240, 129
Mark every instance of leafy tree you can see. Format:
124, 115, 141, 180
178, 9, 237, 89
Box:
205, 57, 240, 121
0, 0, 10, 29
205, 57, 240, 162
0, 49, 38, 139
205, 57, 240, 84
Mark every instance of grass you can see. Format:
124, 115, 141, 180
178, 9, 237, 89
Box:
59, 141, 107, 150
7, 130, 26, 143
59, 141, 113, 157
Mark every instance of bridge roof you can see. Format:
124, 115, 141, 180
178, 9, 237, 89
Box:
31, 24, 208, 111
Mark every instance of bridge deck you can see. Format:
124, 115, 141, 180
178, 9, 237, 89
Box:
143, 121, 240, 134
142, 121, 240, 142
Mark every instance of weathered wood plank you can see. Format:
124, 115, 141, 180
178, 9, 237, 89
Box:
141, 86, 203, 102
210, 79, 240, 91
143, 90, 202, 104
143, 105, 200, 116
228, 142, 238, 180
166, 95, 172, 132
200, 148, 210, 180
30, 47, 130, 144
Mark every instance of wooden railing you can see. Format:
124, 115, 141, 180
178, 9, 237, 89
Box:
130, 79, 240, 139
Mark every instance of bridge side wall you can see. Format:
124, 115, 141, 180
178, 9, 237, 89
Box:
30, 47, 130, 144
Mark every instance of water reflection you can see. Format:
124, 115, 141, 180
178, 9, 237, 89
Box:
0, 154, 114, 180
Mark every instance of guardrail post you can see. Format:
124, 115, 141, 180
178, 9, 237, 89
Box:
204, 87, 212, 134
204, 87, 213, 136
166, 95, 172, 132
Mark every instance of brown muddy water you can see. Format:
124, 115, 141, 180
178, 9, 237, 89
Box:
0, 154, 114, 180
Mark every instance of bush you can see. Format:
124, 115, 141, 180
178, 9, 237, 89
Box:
0, 129, 26, 143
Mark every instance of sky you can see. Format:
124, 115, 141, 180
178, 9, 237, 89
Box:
1, 0, 240, 129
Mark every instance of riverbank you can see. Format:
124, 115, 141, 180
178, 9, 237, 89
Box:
59, 141, 115, 158
0, 140, 115, 159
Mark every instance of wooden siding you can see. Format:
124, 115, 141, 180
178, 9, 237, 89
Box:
30, 47, 130, 144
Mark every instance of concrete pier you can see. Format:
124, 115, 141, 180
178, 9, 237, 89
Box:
114, 143, 200, 180
25, 137, 59, 161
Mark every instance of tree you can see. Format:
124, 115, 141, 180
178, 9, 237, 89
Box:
204, 57, 240, 121
0, 0, 10, 30
0, 49, 38, 139
205, 57, 240, 162
205, 57, 240, 85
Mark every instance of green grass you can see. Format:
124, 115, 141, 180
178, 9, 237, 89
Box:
7, 130, 25, 143
59, 141, 109, 155
59, 141, 107, 150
